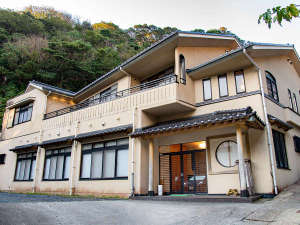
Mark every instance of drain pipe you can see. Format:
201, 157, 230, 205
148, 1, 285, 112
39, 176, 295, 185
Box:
130, 107, 137, 197
243, 49, 278, 195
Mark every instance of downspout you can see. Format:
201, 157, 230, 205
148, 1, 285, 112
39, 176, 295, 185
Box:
130, 107, 136, 197
243, 49, 278, 195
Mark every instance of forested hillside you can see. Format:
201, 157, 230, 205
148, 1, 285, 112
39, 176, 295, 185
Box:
0, 6, 242, 128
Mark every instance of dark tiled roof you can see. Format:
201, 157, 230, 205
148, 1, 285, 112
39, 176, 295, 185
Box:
131, 107, 265, 137
10, 143, 39, 152
30, 80, 75, 97
75, 124, 132, 140
268, 114, 293, 131
40, 135, 75, 147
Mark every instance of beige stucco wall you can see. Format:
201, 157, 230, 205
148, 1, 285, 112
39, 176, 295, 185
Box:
0, 44, 299, 197
256, 55, 300, 191
46, 95, 74, 114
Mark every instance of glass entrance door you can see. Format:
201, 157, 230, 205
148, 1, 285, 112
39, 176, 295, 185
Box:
159, 142, 207, 194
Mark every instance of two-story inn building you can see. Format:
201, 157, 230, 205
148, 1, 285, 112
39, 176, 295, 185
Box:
0, 31, 299, 198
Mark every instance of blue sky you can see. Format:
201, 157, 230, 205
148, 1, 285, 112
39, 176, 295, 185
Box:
1, 0, 300, 53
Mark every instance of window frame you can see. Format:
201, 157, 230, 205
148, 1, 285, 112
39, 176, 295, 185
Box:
266, 71, 279, 102
234, 70, 246, 94
80, 138, 129, 181
14, 152, 36, 182
272, 129, 289, 170
288, 89, 294, 110
215, 140, 238, 168
293, 93, 299, 113
179, 54, 186, 84
13, 102, 33, 126
42, 147, 71, 181
218, 74, 229, 97
202, 78, 212, 101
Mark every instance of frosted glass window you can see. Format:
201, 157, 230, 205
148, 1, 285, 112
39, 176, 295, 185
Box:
55, 155, 64, 179
15, 153, 36, 181
19, 160, 26, 180
43, 148, 71, 180
80, 138, 129, 180
117, 139, 129, 145
216, 141, 238, 167
218, 75, 228, 97
63, 156, 71, 179
81, 153, 91, 178
30, 159, 36, 180
106, 141, 116, 147
235, 72, 246, 93
203, 79, 212, 100
15, 161, 21, 180
117, 150, 128, 177
49, 156, 57, 180
82, 144, 92, 151
44, 158, 50, 179
91, 151, 103, 178
103, 150, 115, 178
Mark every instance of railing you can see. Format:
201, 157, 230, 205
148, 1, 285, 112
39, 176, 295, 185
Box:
44, 74, 178, 119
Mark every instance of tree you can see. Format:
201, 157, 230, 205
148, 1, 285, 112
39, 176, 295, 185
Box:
258, 4, 300, 28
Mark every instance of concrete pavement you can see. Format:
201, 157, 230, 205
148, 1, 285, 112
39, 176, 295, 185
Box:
0, 182, 300, 225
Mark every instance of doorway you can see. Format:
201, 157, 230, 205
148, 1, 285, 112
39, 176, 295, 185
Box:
159, 142, 208, 194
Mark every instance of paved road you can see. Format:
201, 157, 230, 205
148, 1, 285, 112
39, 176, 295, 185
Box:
0, 182, 300, 225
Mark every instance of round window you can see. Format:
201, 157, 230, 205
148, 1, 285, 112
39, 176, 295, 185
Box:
216, 140, 238, 167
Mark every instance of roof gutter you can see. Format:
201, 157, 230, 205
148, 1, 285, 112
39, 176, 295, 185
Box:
243, 48, 278, 195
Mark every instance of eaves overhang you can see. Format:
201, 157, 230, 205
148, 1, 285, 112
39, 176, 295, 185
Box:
10, 143, 39, 152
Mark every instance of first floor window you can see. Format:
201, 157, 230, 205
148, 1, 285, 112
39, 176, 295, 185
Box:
80, 138, 129, 180
203, 79, 212, 101
15, 152, 36, 181
43, 147, 71, 181
272, 129, 289, 169
0, 154, 6, 164
215, 140, 238, 167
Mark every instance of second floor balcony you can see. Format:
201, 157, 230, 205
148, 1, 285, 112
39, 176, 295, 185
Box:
42, 74, 195, 130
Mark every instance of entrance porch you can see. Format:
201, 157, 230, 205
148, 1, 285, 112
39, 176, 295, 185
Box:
131, 107, 267, 198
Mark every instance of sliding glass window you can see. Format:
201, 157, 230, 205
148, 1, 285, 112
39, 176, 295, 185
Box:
234, 70, 246, 93
15, 152, 36, 181
43, 147, 71, 181
80, 138, 129, 180
203, 79, 212, 101
218, 75, 228, 97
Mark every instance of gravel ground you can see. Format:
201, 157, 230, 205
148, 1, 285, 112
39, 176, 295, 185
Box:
0, 182, 300, 225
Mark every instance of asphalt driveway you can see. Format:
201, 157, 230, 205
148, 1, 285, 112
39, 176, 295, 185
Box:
0, 182, 300, 225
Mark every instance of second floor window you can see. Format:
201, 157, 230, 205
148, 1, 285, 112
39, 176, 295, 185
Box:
234, 70, 246, 93
203, 79, 212, 101
43, 147, 71, 181
15, 152, 36, 181
266, 71, 279, 101
218, 75, 228, 97
88, 84, 118, 105
288, 89, 293, 110
13, 103, 33, 126
293, 93, 299, 113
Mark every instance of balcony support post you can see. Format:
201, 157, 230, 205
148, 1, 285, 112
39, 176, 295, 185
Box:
148, 138, 154, 196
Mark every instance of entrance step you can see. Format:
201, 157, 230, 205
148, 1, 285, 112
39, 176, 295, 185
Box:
130, 194, 262, 203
